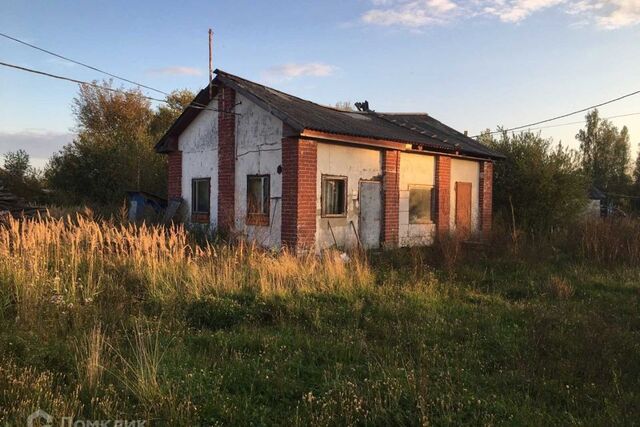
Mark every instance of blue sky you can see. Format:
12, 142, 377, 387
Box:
1, 0, 640, 168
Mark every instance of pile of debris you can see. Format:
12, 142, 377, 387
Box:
0, 185, 45, 222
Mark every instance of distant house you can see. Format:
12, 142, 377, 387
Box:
587, 186, 607, 218
155, 70, 503, 251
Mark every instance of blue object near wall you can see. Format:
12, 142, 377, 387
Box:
126, 191, 167, 222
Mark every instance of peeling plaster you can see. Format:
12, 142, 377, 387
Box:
178, 96, 219, 226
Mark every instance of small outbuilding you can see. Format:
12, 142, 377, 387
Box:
587, 186, 607, 218
155, 70, 503, 251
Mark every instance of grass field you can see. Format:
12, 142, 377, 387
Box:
0, 216, 639, 425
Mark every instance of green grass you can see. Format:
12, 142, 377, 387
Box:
1, 219, 639, 425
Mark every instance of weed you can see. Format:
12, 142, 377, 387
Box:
109, 319, 168, 405
74, 323, 106, 393
548, 275, 574, 300
0, 216, 639, 425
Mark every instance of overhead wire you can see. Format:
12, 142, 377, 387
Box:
480, 111, 640, 135
476, 89, 640, 137
0, 60, 239, 115
2, 31, 639, 141
0, 31, 213, 110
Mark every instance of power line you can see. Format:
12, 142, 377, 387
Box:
511, 111, 640, 133
0, 31, 212, 110
0, 31, 170, 96
476, 90, 640, 137
0, 60, 238, 115
3, 30, 638, 140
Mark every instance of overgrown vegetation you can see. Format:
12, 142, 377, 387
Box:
1, 149, 48, 204
43, 84, 194, 205
480, 130, 587, 233
1, 216, 639, 425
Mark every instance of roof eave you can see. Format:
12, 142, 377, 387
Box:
215, 71, 306, 133
154, 84, 218, 153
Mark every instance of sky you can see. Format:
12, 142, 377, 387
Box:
1, 0, 640, 169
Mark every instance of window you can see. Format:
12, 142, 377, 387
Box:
409, 185, 433, 224
191, 178, 210, 223
322, 176, 347, 217
247, 175, 270, 225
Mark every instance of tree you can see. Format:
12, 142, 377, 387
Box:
333, 101, 354, 112
480, 130, 587, 233
1, 149, 47, 202
45, 81, 194, 205
149, 89, 194, 141
3, 149, 32, 179
632, 145, 640, 211
577, 109, 631, 193
633, 143, 640, 185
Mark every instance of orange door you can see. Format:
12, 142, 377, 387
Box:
455, 182, 472, 237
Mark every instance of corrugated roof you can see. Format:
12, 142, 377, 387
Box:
374, 113, 500, 158
156, 70, 503, 159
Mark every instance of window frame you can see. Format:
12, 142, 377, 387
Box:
246, 174, 270, 226
408, 184, 435, 225
321, 175, 348, 218
191, 178, 211, 223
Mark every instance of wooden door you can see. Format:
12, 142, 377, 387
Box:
359, 181, 382, 249
455, 182, 472, 237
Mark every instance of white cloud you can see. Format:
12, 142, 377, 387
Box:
0, 130, 74, 169
146, 66, 203, 76
483, 0, 565, 23
362, 0, 458, 27
263, 63, 337, 82
361, 0, 640, 29
593, 0, 640, 28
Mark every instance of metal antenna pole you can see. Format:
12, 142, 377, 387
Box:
208, 28, 214, 100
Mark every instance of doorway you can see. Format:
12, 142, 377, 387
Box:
455, 181, 472, 237
359, 181, 382, 249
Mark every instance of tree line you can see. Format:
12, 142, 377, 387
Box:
1, 81, 194, 206
481, 109, 640, 233
2, 83, 640, 233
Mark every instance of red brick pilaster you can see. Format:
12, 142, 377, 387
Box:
217, 86, 236, 231
167, 151, 182, 199
382, 150, 400, 248
282, 137, 317, 250
479, 161, 493, 238
436, 156, 451, 235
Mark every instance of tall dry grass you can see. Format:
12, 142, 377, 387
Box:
74, 323, 107, 395
573, 218, 640, 265
110, 319, 166, 405
0, 216, 374, 314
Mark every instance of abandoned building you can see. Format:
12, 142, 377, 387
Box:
155, 70, 503, 251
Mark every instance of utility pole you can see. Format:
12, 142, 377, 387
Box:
208, 29, 213, 100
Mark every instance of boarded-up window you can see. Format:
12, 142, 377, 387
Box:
409, 185, 433, 224
322, 176, 347, 217
247, 175, 270, 225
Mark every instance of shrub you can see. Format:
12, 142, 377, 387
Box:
434, 232, 463, 275
480, 130, 587, 234
571, 217, 640, 265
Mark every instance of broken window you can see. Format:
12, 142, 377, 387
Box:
322, 176, 347, 217
247, 175, 270, 225
191, 178, 211, 223
409, 185, 433, 224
